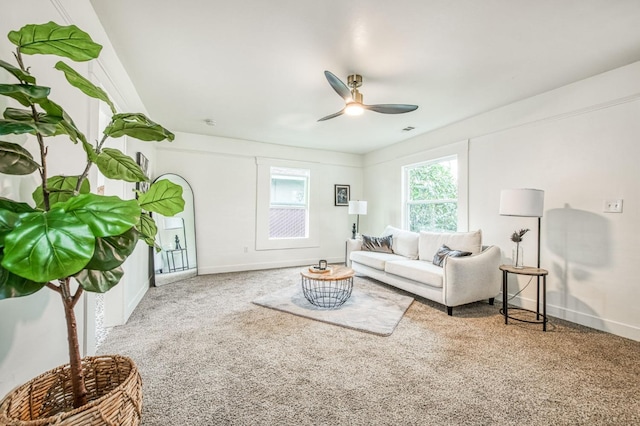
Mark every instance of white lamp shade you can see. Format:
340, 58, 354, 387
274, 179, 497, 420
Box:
164, 217, 184, 230
499, 189, 544, 217
348, 200, 368, 215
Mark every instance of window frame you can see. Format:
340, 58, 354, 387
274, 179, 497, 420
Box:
256, 158, 319, 250
268, 167, 310, 239
400, 140, 469, 232
403, 155, 458, 232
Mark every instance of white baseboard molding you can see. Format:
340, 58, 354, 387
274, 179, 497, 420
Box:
198, 257, 345, 275
499, 294, 640, 342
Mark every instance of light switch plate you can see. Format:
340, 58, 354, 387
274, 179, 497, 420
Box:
603, 199, 623, 213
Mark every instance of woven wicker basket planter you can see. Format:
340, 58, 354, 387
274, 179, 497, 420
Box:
0, 355, 142, 426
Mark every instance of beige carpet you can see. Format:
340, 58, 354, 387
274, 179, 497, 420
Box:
252, 283, 413, 336
97, 267, 640, 425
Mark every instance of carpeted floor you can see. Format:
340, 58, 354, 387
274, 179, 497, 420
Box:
97, 267, 640, 425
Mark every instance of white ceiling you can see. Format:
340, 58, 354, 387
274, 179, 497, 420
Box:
89, 0, 640, 154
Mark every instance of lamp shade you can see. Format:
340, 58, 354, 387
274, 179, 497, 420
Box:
164, 217, 184, 230
499, 189, 544, 217
348, 200, 368, 215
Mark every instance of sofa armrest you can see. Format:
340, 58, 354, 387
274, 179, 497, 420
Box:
345, 239, 363, 267
442, 245, 501, 307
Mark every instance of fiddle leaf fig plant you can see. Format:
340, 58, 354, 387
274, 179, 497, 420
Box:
0, 21, 184, 410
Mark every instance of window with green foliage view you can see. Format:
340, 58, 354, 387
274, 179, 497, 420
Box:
404, 157, 458, 232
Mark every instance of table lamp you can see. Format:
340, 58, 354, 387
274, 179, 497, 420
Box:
348, 200, 367, 238
499, 188, 544, 267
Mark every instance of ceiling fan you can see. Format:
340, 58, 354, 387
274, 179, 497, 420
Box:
318, 70, 418, 122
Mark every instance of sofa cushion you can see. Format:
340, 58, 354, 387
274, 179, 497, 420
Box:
384, 260, 444, 288
382, 226, 419, 260
419, 230, 482, 261
350, 251, 406, 271
361, 234, 394, 253
432, 244, 472, 267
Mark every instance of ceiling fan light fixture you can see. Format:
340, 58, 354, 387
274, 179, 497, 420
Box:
318, 71, 418, 122
344, 102, 364, 116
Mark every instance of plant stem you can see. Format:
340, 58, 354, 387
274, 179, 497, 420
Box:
75, 134, 108, 193
60, 278, 88, 408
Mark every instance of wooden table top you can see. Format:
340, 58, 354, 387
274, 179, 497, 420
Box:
499, 264, 548, 276
301, 265, 355, 281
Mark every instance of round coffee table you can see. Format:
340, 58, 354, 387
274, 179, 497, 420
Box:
300, 266, 355, 308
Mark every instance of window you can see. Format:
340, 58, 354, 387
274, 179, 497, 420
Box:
255, 158, 319, 250
269, 167, 309, 239
404, 156, 458, 232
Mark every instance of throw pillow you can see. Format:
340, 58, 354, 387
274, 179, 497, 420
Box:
432, 244, 472, 267
361, 235, 394, 254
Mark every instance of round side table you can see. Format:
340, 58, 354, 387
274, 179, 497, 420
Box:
300, 266, 354, 309
500, 265, 549, 331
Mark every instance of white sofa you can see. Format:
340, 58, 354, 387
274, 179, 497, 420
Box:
346, 226, 501, 315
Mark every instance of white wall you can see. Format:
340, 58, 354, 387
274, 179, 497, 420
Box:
154, 132, 363, 273
364, 61, 640, 341
0, 0, 154, 396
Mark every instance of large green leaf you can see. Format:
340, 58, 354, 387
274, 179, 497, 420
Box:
96, 148, 147, 182
104, 113, 175, 142
36, 98, 91, 152
0, 84, 50, 107
54, 61, 116, 114
0, 60, 36, 84
1, 209, 95, 282
0, 141, 40, 175
0, 198, 36, 214
74, 266, 123, 293
60, 194, 140, 238
1, 108, 64, 140
3, 107, 33, 121
8, 22, 102, 62
85, 227, 138, 271
32, 175, 90, 209
0, 262, 45, 299
138, 213, 159, 250
138, 180, 185, 216
0, 119, 57, 136
0, 209, 20, 246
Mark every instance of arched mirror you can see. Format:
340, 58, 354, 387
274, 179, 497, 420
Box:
151, 174, 197, 286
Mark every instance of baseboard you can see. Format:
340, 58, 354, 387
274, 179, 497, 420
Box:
198, 257, 345, 275
499, 294, 640, 342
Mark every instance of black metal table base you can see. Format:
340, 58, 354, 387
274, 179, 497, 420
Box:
500, 307, 548, 327
301, 276, 353, 309
501, 267, 548, 331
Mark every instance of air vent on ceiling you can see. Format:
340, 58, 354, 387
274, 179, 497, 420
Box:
402, 126, 415, 132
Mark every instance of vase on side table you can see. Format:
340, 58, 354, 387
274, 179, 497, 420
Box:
513, 245, 524, 268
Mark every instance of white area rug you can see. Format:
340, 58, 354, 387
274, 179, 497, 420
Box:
253, 283, 414, 336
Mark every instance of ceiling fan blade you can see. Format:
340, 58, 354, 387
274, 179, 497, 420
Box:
317, 109, 345, 122
324, 70, 352, 102
364, 104, 419, 114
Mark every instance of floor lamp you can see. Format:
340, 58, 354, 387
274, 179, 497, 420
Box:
499, 188, 544, 268
348, 200, 367, 238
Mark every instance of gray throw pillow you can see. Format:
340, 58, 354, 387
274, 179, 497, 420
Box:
361, 235, 394, 254
432, 244, 471, 267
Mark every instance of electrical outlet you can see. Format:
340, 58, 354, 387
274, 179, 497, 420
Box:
243, 246, 248, 253
603, 199, 623, 213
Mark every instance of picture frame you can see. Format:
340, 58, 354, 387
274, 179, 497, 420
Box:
136, 152, 150, 193
334, 184, 350, 206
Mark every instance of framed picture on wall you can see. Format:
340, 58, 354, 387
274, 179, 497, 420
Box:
136, 152, 150, 193
334, 184, 350, 206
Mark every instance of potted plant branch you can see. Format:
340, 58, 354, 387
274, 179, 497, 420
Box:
0, 22, 184, 424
